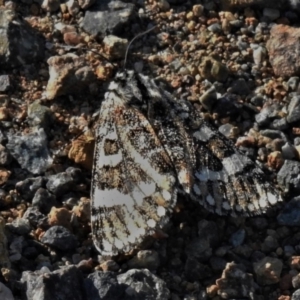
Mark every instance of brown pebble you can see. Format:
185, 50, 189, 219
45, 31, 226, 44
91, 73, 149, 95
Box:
206, 284, 218, 298
267, 151, 284, 170
278, 296, 291, 300
193, 4, 203, 17
0, 168, 11, 185
63, 32, 82, 46
48, 207, 72, 230
68, 132, 95, 170
95, 64, 114, 81
289, 256, 300, 270
293, 127, 300, 135
235, 136, 257, 147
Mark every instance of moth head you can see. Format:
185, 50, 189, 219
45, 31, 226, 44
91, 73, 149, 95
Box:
108, 70, 148, 109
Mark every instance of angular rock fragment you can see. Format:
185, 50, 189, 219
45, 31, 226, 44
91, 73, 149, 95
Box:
82, 1, 135, 37
267, 25, 300, 77
6, 128, 52, 175
46, 54, 95, 100
0, 8, 44, 68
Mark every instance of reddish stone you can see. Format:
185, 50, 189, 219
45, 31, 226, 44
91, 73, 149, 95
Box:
267, 25, 300, 77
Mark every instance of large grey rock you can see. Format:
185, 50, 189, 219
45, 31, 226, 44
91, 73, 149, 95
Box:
0, 8, 44, 68
82, 1, 135, 37
6, 128, 52, 175
46, 54, 96, 100
117, 269, 170, 300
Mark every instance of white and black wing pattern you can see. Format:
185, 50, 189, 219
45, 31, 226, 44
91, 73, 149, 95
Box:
136, 73, 282, 217
190, 120, 282, 217
90, 74, 177, 256
91, 69, 282, 255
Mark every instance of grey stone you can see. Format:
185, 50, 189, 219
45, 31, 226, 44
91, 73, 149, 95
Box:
255, 103, 281, 126
46, 172, 76, 196
288, 96, 300, 123
6, 218, 31, 235
0, 75, 10, 92
85, 271, 125, 300
184, 257, 212, 281
250, 94, 265, 106
277, 196, 300, 226
208, 23, 222, 33
253, 256, 282, 285
292, 275, 300, 289
40, 226, 77, 251
209, 256, 227, 271
27, 101, 52, 129
230, 78, 250, 95
261, 236, 279, 252
263, 8, 280, 20
260, 129, 287, 142
277, 160, 300, 193
229, 228, 246, 247
251, 44, 267, 66
6, 128, 52, 175
271, 118, 289, 131
281, 142, 298, 160
0, 144, 11, 166
0, 282, 14, 300
287, 77, 300, 91
21, 265, 85, 300
117, 269, 170, 300
0, 8, 44, 68
82, 1, 135, 37
218, 123, 235, 139
9, 236, 24, 262
199, 86, 217, 111
198, 220, 219, 247
0, 217, 10, 268
22, 207, 46, 228
15, 177, 44, 201
32, 188, 58, 214
185, 238, 212, 262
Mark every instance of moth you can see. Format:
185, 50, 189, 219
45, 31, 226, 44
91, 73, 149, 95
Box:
90, 67, 282, 256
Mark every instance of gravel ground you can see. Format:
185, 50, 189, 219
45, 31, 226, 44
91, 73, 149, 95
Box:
1, 0, 300, 299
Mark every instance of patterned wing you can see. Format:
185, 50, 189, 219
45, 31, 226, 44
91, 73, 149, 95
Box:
91, 90, 177, 255
137, 74, 195, 194
190, 120, 282, 216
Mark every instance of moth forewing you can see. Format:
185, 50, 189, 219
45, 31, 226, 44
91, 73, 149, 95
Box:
91, 83, 178, 255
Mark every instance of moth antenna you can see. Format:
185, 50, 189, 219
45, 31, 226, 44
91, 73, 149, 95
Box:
123, 26, 157, 69
56, 43, 118, 67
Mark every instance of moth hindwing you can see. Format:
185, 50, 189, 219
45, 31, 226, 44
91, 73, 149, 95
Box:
91, 70, 282, 255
